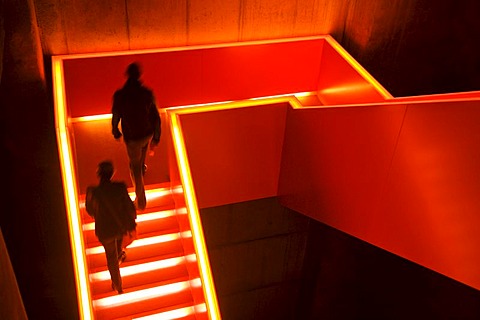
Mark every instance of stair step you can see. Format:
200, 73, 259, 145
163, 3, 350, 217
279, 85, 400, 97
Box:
79, 183, 203, 319
116, 301, 204, 320
93, 277, 195, 320
89, 254, 191, 296
83, 209, 179, 244
86, 230, 185, 270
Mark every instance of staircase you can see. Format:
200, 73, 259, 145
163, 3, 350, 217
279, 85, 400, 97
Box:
80, 183, 207, 319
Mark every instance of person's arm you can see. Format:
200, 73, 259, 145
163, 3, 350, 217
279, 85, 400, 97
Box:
85, 187, 97, 218
149, 95, 161, 147
111, 93, 122, 139
120, 184, 137, 230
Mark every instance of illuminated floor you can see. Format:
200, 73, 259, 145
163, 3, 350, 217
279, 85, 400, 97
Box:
80, 185, 206, 319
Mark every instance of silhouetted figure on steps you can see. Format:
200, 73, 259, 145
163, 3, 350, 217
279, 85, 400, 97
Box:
86, 161, 137, 294
112, 62, 161, 210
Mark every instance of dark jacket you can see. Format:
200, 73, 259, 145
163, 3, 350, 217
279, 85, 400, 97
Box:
112, 78, 161, 143
85, 180, 137, 241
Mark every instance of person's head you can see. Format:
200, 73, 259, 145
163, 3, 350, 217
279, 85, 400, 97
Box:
125, 62, 141, 80
97, 161, 114, 180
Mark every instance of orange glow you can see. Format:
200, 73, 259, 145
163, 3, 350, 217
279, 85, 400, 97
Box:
324, 36, 393, 100
93, 279, 194, 308
54, 35, 398, 319
71, 114, 112, 123
52, 58, 94, 320
55, 35, 326, 61
83, 209, 176, 232
133, 303, 206, 320
86, 232, 181, 255
89, 256, 187, 282
170, 95, 303, 116
169, 112, 221, 320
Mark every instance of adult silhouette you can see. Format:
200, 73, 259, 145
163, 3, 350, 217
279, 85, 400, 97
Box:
85, 161, 137, 294
112, 62, 161, 210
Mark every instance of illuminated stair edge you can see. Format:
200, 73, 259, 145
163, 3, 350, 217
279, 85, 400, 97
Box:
93, 278, 201, 309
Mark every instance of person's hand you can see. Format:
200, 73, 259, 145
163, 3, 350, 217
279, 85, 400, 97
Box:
112, 128, 122, 140
150, 138, 160, 148
149, 138, 159, 156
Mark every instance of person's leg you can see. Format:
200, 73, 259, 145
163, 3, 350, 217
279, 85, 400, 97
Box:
126, 135, 151, 210
116, 236, 126, 264
101, 237, 123, 293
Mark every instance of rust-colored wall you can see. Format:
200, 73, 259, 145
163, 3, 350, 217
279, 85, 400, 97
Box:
317, 38, 390, 105
62, 38, 323, 118
180, 103, 288, 209
278, 99, 480, 291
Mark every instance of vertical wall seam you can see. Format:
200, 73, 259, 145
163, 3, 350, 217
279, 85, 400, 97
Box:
185, 0, 190, 45
124, 0, 130, 50
60, 0, 70, 54
379, 104, 409, 211
238, 0, 244, 41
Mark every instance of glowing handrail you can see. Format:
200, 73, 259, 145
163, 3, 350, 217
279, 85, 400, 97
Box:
52, 57, 94, 320
167, 110, 223, 319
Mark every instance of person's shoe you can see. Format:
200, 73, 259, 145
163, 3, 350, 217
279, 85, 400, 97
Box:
118, 251, 126, 265
133, 198, 146, 211
111, 282, 124, 294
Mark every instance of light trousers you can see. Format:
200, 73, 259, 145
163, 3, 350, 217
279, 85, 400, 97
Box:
125, 134, 152, 210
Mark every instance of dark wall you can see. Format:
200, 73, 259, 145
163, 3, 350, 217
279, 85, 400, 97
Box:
0, 0, 78, 319
338, 1, 480, 97
299, 220, 480, 319
200, 198, 311, 320
202, 197, 480, 319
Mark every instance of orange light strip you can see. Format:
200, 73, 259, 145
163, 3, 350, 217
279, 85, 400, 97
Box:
93, 279, 195, 309
54, 35, 326, 61
70, 91, 314, 124
324, 35, 393, 100
86, 232, 182, 255
52, 57, 94, 320
71, 114, 112, 123
168, 112, 221, 320
168, 91, 309, 114
79, 187, 172, 211
89, 255, 187, 282
133, 303, 206, 320
83, 209, 176, 232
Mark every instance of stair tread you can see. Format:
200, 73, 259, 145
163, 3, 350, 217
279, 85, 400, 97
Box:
81, 203, 177, 224
83, 214, 180, 244
115, 301, 200, 320
89, 251, 187, 275
93, 276, 195, 319
79, 183, 203, 319
93, 274, 191, 301
85, 227, 182, 250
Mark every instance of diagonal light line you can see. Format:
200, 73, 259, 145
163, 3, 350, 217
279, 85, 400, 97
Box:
85, 233, 181, 255
132, 303, 207, 320
89, 256, 187, 282
93, 279, 195, 309
82, 209, 177, 232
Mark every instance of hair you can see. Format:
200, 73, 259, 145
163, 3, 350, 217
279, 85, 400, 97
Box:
125, 62, 141, 79
97, 161, 114, 180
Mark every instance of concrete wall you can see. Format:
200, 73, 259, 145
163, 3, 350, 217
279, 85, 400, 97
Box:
200, 197, 311, 319
0, 228, 27, 320
200, 198, 480, 319
32, 0, 480, 97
